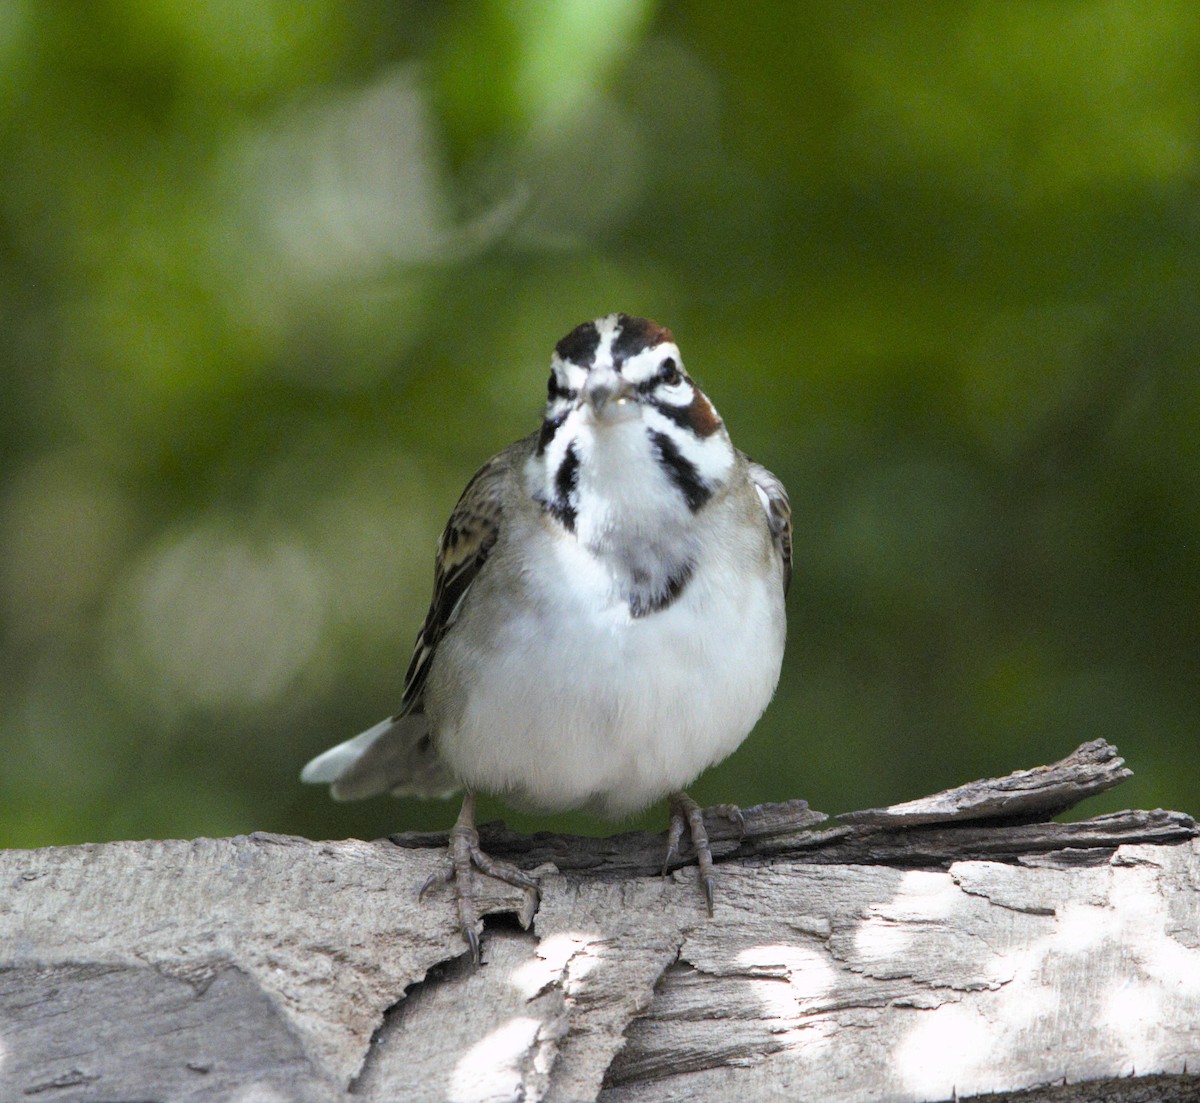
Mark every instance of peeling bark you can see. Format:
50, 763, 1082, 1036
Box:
2, 740, 1198, 1102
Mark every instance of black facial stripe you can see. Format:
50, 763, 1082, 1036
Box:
554, 321, 601, 366
629, 559, 695, 619
547, 375, 577, 402
536, 410, 567, 455
545, 441, 580, 531
648, 398, 696, 432
612, 314, 672, 365
650, 430, 711, 512
546, 498, 578, 533
555, 440, 579, 500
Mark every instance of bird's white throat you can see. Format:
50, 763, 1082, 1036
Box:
528, 411, 734, 600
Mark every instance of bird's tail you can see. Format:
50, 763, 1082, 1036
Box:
300, 713, 459, 801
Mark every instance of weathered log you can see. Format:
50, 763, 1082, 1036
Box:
2, 739, 1198, 1102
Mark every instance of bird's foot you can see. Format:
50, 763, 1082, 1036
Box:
663, 792, 743, 916
419, 792, 540, 964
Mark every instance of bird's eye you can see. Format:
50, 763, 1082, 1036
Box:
658, 357, 682, 386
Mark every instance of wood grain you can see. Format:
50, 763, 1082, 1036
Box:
2, 740, 1198, 1102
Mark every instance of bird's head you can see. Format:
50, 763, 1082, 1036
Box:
531, 313, 735, 533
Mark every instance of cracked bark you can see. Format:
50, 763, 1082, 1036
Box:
2, 739, 1199, 1103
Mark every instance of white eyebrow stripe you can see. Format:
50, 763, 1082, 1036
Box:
619, 343, 681, 384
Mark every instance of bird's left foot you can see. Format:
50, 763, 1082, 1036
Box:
419, 792, 541, 964
663, 791, 744, 915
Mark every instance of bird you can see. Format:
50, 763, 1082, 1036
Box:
302, 313, 791, 962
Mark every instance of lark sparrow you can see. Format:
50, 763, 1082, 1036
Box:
302, 313, 791, 960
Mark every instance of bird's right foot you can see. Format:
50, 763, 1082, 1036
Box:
419, 792, 541, 964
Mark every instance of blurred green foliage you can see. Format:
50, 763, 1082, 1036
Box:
1, 1, 1197, 849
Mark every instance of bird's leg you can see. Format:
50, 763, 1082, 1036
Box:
664, 790, 741, 916
419, 790, 541, 965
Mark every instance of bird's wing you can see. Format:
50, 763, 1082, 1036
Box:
400, 447, 513, 713
301, 442, 519, 802
745, 457, 792, 595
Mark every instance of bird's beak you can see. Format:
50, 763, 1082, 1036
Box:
581, 371, 636, 420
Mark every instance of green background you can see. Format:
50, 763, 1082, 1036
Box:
2, 1, 1197, 849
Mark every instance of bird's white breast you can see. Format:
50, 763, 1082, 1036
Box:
425, 491, 786, 818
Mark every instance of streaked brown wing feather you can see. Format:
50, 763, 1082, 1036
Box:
745, 457, 792, 595
400, 450, 510, 712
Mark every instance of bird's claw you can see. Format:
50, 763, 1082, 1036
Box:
419, 794, 541, 965
712, 802, 746, 837
663, 791, 733, 917
418, 866, 454, 900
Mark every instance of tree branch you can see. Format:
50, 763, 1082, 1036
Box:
3, 740, 1198, 1102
